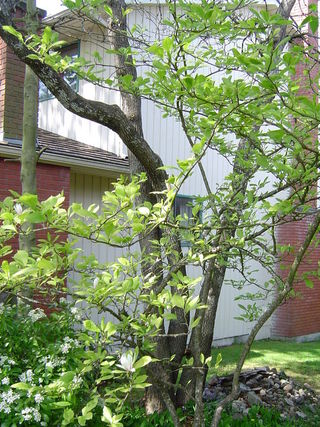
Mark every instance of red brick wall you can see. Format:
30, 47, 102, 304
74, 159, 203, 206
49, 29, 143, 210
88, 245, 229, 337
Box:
0, 159, 70, 309
272, 0, 320, 338
0, 158, 70, 250
272, 216, 320, 338
0, 8, 26, 141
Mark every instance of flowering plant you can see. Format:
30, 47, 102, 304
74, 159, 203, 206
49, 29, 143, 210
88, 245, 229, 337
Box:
0, 302, 88, 426
0, 301, 154, 426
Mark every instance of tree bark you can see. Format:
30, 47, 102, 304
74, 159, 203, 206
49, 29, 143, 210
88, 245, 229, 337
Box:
19, 0, 38, 256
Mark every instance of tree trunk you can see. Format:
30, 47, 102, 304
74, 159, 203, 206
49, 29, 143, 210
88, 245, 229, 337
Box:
19, 0, 38, 255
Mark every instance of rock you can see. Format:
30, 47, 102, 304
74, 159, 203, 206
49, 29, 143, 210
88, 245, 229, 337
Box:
208, 375, 219, 387
203, 389, 218, 401
266, 378, 274, 387
296, 411, 307, 419
246, 378, 259, 388
294, 396, 304, 404
284, 398, 294, 407
279, 370, 287, 379
206, 367, 318, 424
309, 404, 317, 414
247, 391, 263, 407
260, 389, 266, 397
283, 384, 293, 393
239, 382, 251, 392
232, 400, 247, 413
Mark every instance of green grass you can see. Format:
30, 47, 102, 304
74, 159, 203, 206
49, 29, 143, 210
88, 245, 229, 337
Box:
210, 339, 320, 392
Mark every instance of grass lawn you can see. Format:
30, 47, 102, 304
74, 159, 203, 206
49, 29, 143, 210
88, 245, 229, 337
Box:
210, 339, 320, 392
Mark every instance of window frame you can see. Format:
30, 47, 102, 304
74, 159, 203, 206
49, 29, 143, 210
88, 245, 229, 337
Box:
173, 194, 202, 247
39, 40, 80, 102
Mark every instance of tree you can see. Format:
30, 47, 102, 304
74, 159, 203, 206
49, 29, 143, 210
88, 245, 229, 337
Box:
0, 0, 319, 426
19, 0, 38, 254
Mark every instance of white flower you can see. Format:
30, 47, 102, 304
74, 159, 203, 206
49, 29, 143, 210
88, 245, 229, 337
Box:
34, 393, 44, 404
28, 308, 46, 322
60, 343, 71, 354
70, 307, 81, 320
45, 360, 54, 369
0, 401, 11, 414
119, 353, 135, 373
1, 377, 9, 385
38, 378, 43, 384
72, 375, 82, 387
33, 408, 41, 422
19, 369, 33, 383
21, 407, 33, 421
1, 389, 20, 404
59, 297, 68, 304
21, 407, 41, 422
0, 356, 8, 367
14, 203, 23, 215
93, 277, 99, 288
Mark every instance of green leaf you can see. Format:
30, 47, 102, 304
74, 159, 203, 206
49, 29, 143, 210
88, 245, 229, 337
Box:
62, 408, 74, 426
104, 5, 113, 17
84, 319, 100, 333
215, 353, 222, 368
304, 278, 314, 288
171, 294, 185, 309
11, 382, 31, 390
102, 406, 113, 424
3, 26, 23, 42
134, 356, 152, 370
19, 193, 38, 209
25, 212, 46, 223
53, 401, 73, 408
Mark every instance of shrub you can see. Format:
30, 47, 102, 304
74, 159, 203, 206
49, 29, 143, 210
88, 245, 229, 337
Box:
0, 301, 100, 426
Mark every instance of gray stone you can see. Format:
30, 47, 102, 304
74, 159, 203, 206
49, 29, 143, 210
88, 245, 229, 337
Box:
309, 404, 317, 414
284, 398, 294, 407
283, 384, 293, 393
247, 391, 263, 407
246, 378, 259, 388
232, 400, 247, 413
239, 382, 251, 392
296, 411, 307, 419
266, 378, 274, 387
260, 389, 266, 397
203, 388, 218, 401
208, 376, 219, 387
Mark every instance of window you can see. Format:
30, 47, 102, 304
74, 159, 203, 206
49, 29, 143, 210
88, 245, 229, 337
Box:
39, 41, 80, 102
174, 195, 202, 247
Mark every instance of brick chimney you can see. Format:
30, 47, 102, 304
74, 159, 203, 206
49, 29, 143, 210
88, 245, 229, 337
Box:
0, 3, 46, 143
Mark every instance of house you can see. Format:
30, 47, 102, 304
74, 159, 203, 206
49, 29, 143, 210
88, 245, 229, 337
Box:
1, 0, 320, 345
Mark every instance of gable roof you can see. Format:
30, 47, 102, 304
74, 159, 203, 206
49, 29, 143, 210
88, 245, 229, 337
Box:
0, 128, 129, 176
